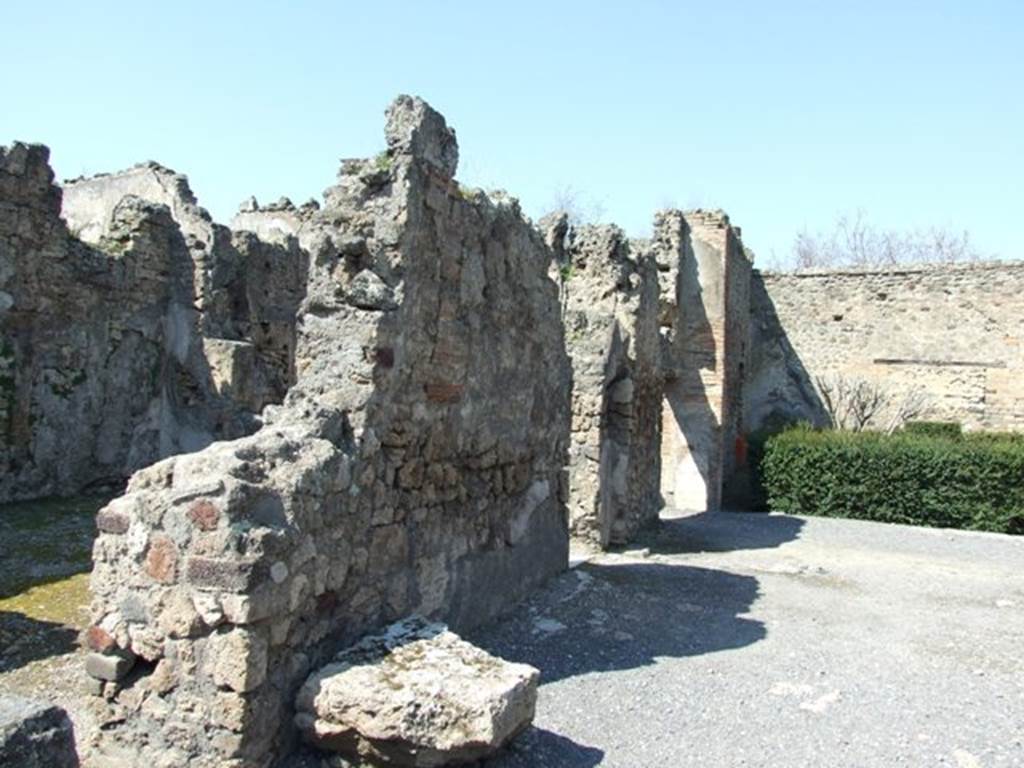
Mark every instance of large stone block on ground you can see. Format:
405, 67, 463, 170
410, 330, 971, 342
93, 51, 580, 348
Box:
295, 618, 539, 766
0, 694, 78, 767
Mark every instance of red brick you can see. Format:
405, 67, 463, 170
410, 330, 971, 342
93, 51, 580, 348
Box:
188, 499, 220, 531
424, 381, 463, 403
145, 534, 178, 584
84, 625, 116, 653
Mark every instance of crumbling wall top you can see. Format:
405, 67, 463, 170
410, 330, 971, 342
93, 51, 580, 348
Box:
61, 161, 214, 247
385, 94, 459, 178
0, 142, 62, 217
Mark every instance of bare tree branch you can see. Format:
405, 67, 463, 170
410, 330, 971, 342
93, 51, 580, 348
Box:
814, 374, 929, 433
794, 210, 984, 269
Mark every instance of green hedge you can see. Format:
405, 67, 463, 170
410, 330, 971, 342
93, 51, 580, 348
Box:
902, 421, 962, 439
761, 427, 1024, 534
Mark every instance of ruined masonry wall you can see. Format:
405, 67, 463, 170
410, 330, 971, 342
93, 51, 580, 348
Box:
63, 165, 308, 413
722, 224, 752, 480
560, 223, 662, 548
86, 97, 572, 767
659, 210, 751, 512
747, 262, 1024, 432
0, 145, 258, 501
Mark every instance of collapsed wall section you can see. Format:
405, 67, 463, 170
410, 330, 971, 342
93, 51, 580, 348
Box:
747, 262, 1024, 432
0, 144, 257, 501
85, 96, 572, 767
554, 221, 662, 548
63, 163, 307, 413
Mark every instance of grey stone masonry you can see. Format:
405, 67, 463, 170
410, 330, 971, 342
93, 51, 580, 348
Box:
555, 220, 662, 548
85, 96, 571, 767
747, 261, 1024, 433
0, 145, 261, 502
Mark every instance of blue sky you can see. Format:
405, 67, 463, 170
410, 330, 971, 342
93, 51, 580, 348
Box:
3, 1, 1021, 265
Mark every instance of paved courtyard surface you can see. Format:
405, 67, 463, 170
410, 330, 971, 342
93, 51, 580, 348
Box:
471, 512, 1024, 768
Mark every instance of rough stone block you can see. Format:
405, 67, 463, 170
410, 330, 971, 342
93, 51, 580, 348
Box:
208, 628, 268, 693
0, 695, 78, 767
96, 509, 130, 534
295, 617, 538, 767
186, 556, 268, 592
85, 650, 136, 682
385, 95, 459, 177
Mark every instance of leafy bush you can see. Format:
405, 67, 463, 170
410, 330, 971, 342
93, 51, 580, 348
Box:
761, 426, 1024, 534
902, 421, 962, 439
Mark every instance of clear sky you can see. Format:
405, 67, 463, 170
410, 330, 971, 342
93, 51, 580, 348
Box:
3, 1, 1021, 265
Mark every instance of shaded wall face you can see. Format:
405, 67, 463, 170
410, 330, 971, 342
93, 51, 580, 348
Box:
746, 264, 1024, 433
660, 212, 750, 513
722, 234, 752, 480
560, 226, 662, 549
64, 166, 307, 414
87, 101, 572, 767
0, 145, 260, 502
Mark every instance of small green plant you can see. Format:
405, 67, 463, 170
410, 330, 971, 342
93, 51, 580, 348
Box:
0, 372, 14, 400
0, 341, 14, 400
49, 368, 88, 397
559, 263, 576, 282
373, 151, 392, 172
457, 183, 477, 201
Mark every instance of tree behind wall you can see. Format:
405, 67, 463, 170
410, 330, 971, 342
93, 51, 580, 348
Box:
813, 374, 930, 434
793, 210, 983, 269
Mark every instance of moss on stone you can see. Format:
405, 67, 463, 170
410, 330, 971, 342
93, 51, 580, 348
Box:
0, 573, 90, 629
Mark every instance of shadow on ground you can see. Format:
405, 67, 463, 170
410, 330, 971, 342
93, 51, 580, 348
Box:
0, 610, 79, 673
470, 559, 764, 686
638, 510, 805, 554
0, 495, 105, 673
0, 495, 105, 598
485, 727, 604, 768
472, 512, 807, 765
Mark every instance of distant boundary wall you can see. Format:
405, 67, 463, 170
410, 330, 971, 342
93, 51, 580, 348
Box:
747, 261, 1024, 433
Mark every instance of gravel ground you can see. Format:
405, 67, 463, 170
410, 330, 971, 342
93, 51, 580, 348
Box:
470, 511, 1024, 768
3, 505, 1022, 767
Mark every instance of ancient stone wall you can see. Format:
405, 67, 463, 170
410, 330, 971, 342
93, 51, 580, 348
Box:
0, 145, 258, 501
555, 221, 662, 548
722, 222, 752, 480
63, 164, 307, 412
747, 262, 1024, 432
85, 97, 571, 767
658, 210, 751, 512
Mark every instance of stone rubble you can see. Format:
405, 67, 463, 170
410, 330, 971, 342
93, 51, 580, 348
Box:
295, 617, 538, 766
0, 694, 79, 767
